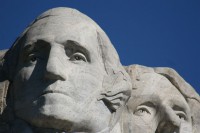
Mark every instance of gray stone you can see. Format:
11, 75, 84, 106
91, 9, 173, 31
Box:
0, 6, 199, 133
0, 50, 7, 58
0, 7, 132, 132
123, 64, 200, 133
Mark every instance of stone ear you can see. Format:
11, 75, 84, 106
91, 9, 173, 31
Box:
99, 70, 131, 113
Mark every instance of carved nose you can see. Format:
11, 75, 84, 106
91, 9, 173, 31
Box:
164, 106, 181, 127
44, 46, 66, 81
156, 106, 181, 133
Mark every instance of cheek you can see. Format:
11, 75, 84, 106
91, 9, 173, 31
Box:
13, 66, 42, 101
131, 115, 158, 132
13, 66, 34, 89
14, 61, 45, 84
68, 67, 104, 99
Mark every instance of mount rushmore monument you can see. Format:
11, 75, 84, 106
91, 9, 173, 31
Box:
0, 7, 199, 133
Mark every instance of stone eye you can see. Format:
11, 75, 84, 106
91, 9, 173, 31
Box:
135, 107, 151, 115
75, 56, 81, 60
139, 108, 150, 113
173, 110, 187, 121
70, 52, 87, 62
176, 112, 186, 120
30, 56, 37, 62
27, 54, 38, 63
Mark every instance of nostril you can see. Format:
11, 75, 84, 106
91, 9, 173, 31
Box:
155, 122, 179, 133
56, 75, 65, 81
155, 121, 165, 133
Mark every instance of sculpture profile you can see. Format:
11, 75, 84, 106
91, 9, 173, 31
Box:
0, 7, 131, 132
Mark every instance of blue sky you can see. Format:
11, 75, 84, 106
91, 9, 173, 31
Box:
0, 0, 199, 93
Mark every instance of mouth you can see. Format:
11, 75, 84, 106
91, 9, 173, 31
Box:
32, 89, 73, 106
40, 90, 69, 97
40, 82, 73, 97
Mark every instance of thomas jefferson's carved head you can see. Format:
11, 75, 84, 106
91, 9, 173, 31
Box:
123, 65, 200, 133
0, 7, 131, 132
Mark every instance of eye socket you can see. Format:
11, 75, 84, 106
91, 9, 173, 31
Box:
135, 106, 151, 115
176, 111, 187, 120
27, 54, 38, 63
30, 56, 37, 62
70, 52, 87, 62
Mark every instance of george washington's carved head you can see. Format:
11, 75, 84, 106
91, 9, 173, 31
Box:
1, 7, 131, 132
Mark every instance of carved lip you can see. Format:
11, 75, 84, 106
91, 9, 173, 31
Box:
34, 90, 72, 104
40, 90, 69, 97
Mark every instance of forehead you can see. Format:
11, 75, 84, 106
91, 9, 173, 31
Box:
24, 16, 99, 51
131, 72, 191, 115
135, 73, 186, 101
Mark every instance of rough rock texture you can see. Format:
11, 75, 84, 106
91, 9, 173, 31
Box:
0, 49, 10, 133
0, 49, 8, 113
0, 50, 7, 57
0, 7, 131, 133
0, 49, 7, 75
0, 7, 199, 133
124, 64, 200, 133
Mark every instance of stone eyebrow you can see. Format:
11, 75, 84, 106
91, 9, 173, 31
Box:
23, 39, 91, 62
131, 94, 161, 108
23, 39, 48, 50
20, 40, 50, 62
132, 94, 161, 103
139, 101, 157, 108
22, 44, 35, 57
173, 105, 187, 113
22, 40, 50, 55
64, 40, 91, 62
171, 99, 189, 115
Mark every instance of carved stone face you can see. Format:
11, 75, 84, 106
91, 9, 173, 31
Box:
12, 16, 111, 132
127, 73, 192, 133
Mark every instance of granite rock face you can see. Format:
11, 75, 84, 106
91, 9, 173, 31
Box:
0, 50, 7, 57
0, 50, 8, 114
0, 7, 199, 133
124, 65, 200, 133
0, 7, 132, 133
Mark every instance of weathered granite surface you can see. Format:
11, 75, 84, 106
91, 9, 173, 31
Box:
0, 7, 199, 133
123, 65, 200, 133
0, 50, 7, 57
0, 7, 132, 133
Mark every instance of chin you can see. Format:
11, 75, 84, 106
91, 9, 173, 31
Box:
15, 96, 79, 130
15, 94, 109, 132
30, 108, 95, 132
16, 105, 76, 131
